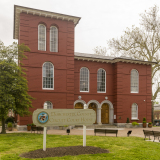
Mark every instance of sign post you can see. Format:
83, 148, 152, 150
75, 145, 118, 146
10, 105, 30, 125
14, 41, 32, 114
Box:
83, 104, 87, 147
43, 103, 47, 151
33, 109, 96, 151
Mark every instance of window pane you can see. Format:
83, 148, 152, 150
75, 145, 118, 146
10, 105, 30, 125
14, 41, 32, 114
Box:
131, 69, 139, 93
44, 101, 53, 109
132, 103, 138, 119
97, 69, 106, 92
50, 26, 58, 52
80, 68, 89, 91
38, 24, 46, 51
43, 62, 54, 89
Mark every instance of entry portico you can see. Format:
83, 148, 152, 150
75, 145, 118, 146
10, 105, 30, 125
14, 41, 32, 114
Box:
74, 99, 114, 125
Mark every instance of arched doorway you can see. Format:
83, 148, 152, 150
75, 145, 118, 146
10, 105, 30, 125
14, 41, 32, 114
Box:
101, 103, 109, 124
88, 103, 97, 124
100, 100, 114, 124
75, 102, 83, 109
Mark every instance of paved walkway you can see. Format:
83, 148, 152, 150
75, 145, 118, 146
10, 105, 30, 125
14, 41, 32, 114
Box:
47, 127, 160, 139
2, 127, 160, 140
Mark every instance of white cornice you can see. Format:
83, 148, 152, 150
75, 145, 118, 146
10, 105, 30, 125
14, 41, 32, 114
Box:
13, 5, 81, 39
74, 56, 156, 65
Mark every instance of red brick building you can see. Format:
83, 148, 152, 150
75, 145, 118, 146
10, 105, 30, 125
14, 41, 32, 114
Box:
13, 5, 154, 130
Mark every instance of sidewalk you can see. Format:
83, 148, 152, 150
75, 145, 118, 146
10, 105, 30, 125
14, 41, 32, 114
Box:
1, 127, 160, 139
47, 127, 160, 138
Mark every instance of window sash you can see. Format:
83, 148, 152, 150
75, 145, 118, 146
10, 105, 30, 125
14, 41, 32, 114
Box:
80, 68, 89, 91
43, 62, 54, 89
44, 101, 53, 109
131, 70, 139, 93
97, 69, 106, 92
38, 24, 46, 51
132, 104, 138, 119
50, 26, 58, 52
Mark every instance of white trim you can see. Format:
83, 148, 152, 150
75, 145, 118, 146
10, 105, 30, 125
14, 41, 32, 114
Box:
131, 119, 139, 120
42, 62, 54, 90
74, 100, 87, 108
42, 88, 54, 90
87, 100, 100, 108
97, 68, 106, 93
38, 24, 46, 51
80, 67, 89, 92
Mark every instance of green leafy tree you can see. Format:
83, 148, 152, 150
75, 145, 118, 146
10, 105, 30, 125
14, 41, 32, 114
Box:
0, 41, 34, 134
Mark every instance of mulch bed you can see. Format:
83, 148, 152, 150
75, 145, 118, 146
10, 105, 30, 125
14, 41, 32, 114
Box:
20, 146, 109, 158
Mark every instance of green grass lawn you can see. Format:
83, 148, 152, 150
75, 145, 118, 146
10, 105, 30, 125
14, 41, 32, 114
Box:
0, 133, 160, 160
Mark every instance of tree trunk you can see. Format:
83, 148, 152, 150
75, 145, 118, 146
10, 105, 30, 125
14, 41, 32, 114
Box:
1, 116, 6, 134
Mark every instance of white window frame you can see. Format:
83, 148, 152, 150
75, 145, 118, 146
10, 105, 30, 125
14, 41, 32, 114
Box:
97, 68, 106, 93
80, 67, 89, 92
131, 69, 139, 93
131, 103, 138, 120
38, 24, 46, 51
50, 26, 58, 52
44, 101, 53, 109
42, 62, 54, 90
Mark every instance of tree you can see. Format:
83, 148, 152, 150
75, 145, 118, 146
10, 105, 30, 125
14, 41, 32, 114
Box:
93, 46, 107, 56
106, 5, 160, 123
0, 41, 34, 134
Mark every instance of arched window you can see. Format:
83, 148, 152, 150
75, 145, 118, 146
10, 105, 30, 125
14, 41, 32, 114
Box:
44, 101, 53, 109
50, 26, 58, 52
80, 67, 89, 92
131, 69, 139, 93
42, 62, 54, 89
38, 24, 46, 51
131, 103, 138, 119
97, 68, 106, 92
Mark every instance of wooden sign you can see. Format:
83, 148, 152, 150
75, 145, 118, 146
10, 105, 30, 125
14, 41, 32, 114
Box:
32, 109, 96, 126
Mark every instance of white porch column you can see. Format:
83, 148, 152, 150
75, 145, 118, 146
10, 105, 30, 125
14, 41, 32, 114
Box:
110, 108, 114, 124
97, 108, 102, 125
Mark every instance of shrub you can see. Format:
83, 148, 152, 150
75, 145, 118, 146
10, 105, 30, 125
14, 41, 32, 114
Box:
126, 118, 130, 123
143, 117, 146, 123
31, 123, 36, 126
5, 117, 14, 124
148, 122, 152, 125
27, 124, 32, 126
132, 122, 139, 126
7, 122, 12, 128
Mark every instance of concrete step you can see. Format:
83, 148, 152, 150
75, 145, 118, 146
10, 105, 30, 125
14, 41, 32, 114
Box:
75, 124, 117, 129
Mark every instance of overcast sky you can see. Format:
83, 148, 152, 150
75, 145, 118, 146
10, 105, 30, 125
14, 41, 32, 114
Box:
0, 0, 160, 54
